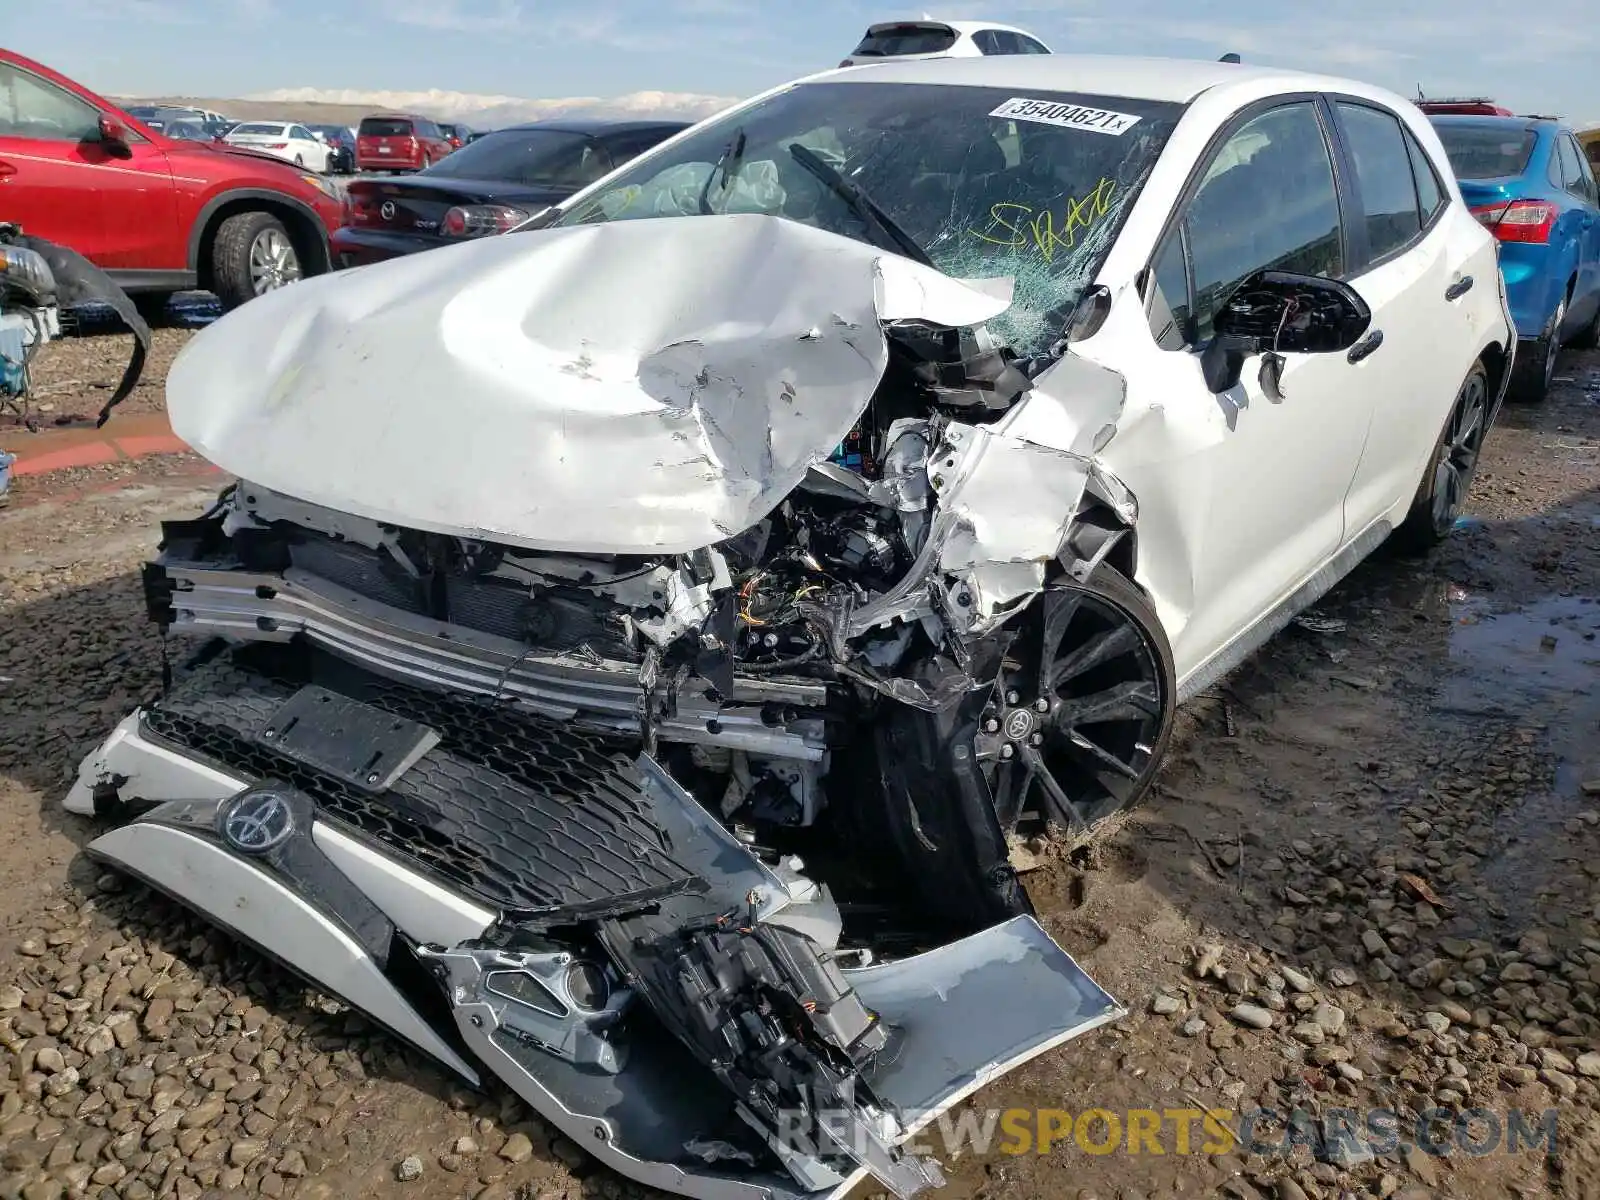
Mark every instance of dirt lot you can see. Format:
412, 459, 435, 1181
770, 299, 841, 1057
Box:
2, 326, 1598, 1200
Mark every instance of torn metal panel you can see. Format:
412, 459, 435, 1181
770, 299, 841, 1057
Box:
846, 416, 1136, 644
167, 213, 1010, 556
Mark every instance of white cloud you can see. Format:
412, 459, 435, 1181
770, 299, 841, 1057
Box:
245, 86, 740, 126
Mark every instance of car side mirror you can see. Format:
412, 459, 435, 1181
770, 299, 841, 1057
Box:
1201, 270, 1371, 393
90, 115, 133, 157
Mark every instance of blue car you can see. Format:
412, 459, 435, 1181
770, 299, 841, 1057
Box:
1431, 115, 1600, 401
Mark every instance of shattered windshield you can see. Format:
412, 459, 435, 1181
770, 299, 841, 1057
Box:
556, 81, 1184, 357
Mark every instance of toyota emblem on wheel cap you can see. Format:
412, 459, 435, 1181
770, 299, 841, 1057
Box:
1003, 708, 1037, 741
379, 200, 396, 221
221, 789, 294, 854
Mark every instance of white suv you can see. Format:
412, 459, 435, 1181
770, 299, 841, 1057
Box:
838, 18, 1050, 66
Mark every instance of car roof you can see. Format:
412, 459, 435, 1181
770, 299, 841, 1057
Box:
817, 52, 1384, 106
488, 118, 693, 136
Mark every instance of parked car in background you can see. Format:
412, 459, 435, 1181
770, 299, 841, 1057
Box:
1431, 114, 1600, 400
308, 124, 357, 173
124, 104, 233, 140
333, 119, 687, 266
0, 49, 343, 309
224, 122, 332, 172
439, 122, 473, 150
355, 114, 455, 173
838, 18, 1050, 66
161, 118, 212, 143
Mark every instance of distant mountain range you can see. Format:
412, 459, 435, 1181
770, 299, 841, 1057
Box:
113, 86, 741, 130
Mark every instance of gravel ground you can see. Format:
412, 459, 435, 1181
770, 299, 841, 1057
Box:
1, 338, 1597, 1200
21, 298, 216, 425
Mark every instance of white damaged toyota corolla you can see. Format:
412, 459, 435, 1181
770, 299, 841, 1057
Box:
68, 55, 1512, 1199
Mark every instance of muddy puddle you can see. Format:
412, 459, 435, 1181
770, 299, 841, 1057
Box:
1445, 592, 1599, 713
1439, 590, 1600, 929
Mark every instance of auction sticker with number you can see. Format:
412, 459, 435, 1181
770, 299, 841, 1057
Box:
990, 97, 1141, 136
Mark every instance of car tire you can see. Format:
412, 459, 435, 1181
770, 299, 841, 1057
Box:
293, 154, 304, 167
210, 211, 302, 310
1393, 359, 1491, 553
1509, 296, 1565, 403
863, 565, 1176, 935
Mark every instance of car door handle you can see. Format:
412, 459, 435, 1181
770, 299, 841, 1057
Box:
0, 161, 15, 179
1445, 275, 1474, 300
1347, 330, 1383, 363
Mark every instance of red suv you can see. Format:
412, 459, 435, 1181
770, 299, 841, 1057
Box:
0, 49, 345, 310
355, 115, 456, 174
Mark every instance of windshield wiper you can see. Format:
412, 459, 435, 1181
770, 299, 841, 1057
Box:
698, 127, 747, 215
786, 142, 932, 267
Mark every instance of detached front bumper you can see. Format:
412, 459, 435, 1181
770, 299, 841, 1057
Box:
70, 645, 1124, 1200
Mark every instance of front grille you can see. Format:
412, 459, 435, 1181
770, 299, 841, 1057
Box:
140, 646, 693, 915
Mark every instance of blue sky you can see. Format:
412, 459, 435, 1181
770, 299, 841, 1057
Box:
12, 0, 1598, 125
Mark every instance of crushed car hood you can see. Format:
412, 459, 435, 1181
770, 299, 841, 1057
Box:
168, 214, 1012, 555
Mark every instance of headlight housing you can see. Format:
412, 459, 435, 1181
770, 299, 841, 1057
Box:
0, 245, 57, 305
300, 173, 342, 201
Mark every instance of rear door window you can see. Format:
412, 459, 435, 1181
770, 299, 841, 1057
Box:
1336, 102, 1423, 262
1556, 134, 1594, 202
1569, 135, 1599, 202
1015, 35, 1051, 53
1402, 127, 1446, 224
